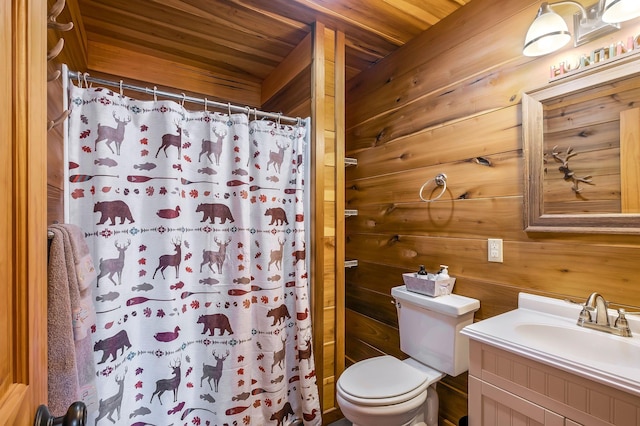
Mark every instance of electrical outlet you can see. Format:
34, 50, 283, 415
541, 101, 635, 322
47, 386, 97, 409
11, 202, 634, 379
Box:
488, 238, 503, 263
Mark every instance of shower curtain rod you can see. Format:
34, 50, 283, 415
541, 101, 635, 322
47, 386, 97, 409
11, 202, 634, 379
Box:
67, 70, 303, 125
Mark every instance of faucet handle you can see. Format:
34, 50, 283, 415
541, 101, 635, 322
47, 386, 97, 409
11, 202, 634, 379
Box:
578, 306, 592, 323
566, 298, 593, 323
615, 309, 633, 337
615, 308, 629, 327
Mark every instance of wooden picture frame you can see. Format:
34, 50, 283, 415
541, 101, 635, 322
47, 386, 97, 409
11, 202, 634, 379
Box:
523, 52, 640, 234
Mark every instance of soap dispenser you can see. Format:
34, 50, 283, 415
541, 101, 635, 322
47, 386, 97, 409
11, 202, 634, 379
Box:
416, 265, 428, 276
436, 265, 451, 296
437, 265, 449, 280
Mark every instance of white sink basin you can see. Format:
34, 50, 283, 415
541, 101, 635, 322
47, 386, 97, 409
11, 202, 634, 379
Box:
513, 323, 640, 366
461, 293, 640, 397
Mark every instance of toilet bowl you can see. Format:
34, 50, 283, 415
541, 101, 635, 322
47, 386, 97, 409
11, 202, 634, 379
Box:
336, 356, 443, 426
336, 286, 480, 426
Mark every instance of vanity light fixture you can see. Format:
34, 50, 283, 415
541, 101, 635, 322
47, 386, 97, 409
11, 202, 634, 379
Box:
602, 0, 640, 23
523, 0, 640, 57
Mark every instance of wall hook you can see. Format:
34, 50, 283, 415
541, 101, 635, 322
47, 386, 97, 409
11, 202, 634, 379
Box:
48, 69, 61, 82
47, 38, 65, 61
48, 109, 70, 131
47, 0, 73, 31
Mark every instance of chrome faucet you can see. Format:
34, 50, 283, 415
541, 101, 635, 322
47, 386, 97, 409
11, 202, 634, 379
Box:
583, 292, 610, 326
575, 292, 632, 337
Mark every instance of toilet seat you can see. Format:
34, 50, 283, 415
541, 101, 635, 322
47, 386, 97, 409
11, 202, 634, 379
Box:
337, 356, 433, 407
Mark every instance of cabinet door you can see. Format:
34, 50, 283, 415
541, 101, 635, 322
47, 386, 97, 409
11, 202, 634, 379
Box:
469, 377, 564, 426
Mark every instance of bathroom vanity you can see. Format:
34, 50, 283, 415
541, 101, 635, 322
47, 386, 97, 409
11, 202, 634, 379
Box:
462, 293, 640, 425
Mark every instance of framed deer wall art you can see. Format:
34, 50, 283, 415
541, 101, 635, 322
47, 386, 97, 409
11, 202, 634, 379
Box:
523, 52, 640, 234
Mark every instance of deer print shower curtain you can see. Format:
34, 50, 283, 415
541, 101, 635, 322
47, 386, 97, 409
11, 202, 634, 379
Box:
66, 84, 321, 425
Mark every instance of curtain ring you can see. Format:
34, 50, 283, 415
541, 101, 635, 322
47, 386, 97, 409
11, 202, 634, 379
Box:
419, 173, 448, 202
296, 117, 302, 127
204, 98, 208, 112
83, 72, 90, 88
76, 71, 82, 88
254, 108, 258, 121
181, 93, 186, 108
153, 86, 158, 102
277, 112, 282, 127
119, 80, 124, 97
226, 103, 234, 126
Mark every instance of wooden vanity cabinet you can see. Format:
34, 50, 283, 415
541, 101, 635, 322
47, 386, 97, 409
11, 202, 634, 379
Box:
468, 340, 640, 426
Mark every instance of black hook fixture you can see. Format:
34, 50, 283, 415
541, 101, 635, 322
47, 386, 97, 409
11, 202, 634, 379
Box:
34, 401, 86, 426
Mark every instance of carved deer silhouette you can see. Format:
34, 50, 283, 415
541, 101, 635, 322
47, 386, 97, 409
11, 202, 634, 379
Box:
199, 128, 226, 165
155, 119, 182, 159
96, 239, 131, 287
201, 349, 229, 392
95, 367, 127, 425
268, 238, 285, 271
199, 237, 231, 274
272, 334, 287, 373
153, 236, 182, 279
150, 359, 181, 405
94, 112, 132, 155
266, 140, 289, 174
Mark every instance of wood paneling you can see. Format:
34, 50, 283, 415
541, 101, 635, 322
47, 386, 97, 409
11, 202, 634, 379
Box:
311, 25, 346, 418
346, 105, 521, 178
262, 67, 312, 117
345, 1, 640, 424
262, 33, 312, 105
311, 22, 327, 419
72, 0, 468, 94
87, 40, 262, 107
1, 0, 49, 423
346, 0, 540, 124
621, 107, 640, 212
345, 309, 403, 360
47, 62, 66, 225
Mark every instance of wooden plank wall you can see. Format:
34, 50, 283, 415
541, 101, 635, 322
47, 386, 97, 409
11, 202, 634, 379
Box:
344, 1, 640, 425
2, 0, 49, 422
318, 26, 346, 423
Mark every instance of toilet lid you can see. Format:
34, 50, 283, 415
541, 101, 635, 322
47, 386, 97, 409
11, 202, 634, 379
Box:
339, 356, 428, 399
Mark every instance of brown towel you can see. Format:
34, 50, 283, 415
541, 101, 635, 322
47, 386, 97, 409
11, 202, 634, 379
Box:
47, 224, 98, 417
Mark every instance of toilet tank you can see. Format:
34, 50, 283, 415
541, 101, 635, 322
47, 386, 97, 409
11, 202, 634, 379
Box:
391, 285, 479, 377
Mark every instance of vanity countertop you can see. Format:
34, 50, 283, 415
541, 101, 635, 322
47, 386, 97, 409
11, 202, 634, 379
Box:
461, 293, 640, 397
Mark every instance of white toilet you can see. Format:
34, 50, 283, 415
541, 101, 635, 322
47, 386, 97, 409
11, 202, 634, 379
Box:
336, 285, 480, 426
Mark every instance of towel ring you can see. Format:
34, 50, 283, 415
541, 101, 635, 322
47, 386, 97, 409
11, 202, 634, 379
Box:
419, 173, 447, 202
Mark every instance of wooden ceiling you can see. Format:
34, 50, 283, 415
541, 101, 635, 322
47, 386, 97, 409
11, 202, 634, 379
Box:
73, 0, 471, 85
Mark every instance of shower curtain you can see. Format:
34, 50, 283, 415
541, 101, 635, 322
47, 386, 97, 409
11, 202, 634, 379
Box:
66, 83, 321, 425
